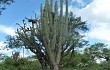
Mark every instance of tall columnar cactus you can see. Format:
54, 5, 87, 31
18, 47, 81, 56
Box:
40, 0, 68, 69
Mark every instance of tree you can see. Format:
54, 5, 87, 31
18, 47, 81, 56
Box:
1, 57, 41, 70
0, 0, 14, 15
6, 0, 89, 70
84, 43, 107, 63
0, 53, 7, 61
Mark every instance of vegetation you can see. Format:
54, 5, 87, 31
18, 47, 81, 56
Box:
0, 57, 41, 70
0, 0, 110, 70
5, 0, 89, 70
0, 44, 110, 70
0, 0, 14, 15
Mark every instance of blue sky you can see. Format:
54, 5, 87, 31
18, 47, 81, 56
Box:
0, 0, 110, 56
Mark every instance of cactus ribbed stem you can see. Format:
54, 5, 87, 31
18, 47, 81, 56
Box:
40, 0, 68, 69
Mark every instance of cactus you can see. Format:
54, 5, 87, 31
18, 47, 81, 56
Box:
39, 0, 68, 69
16, 0, 68, 70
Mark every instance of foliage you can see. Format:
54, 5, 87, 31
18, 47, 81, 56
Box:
0, 43, 110, 70
0, 0, 15, 15
0, 57, 41, 70
5, 35, 23, 48
4, 0, 109, 70
61, 42, 110, 70
1, 0, 110, 70
84, 43, 108, 62
0, 53, 8, 61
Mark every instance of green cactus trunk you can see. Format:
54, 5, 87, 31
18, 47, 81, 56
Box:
40, 0, 68, 70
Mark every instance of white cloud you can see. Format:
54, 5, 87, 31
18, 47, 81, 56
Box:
0, 25, 16, 56
0, 25, 16, 36
86, 22, 110, 42
69, 0, 110, 44
0, 41, 12, 55
73, 0, 110, 23
0, 41, 6, 50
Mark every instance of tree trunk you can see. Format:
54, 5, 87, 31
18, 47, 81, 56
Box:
38, 57, 48, 70
41, 63, 47, 70
50, 63, 59, 70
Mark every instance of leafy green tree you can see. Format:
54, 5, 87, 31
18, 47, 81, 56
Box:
62, 43, 109, 70
0, 53, 8, 62
1, 57, 41, 70
5, 0, 89, 70
84, 43, 106, 62
82, 43, 110, 70
0, 0, 14, 15
0, 54, 5, 61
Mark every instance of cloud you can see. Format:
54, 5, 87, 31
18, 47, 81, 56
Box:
0, 25, 16, 56
0, 41, 6, 50
73, 0, 110, 23
0, 25, 16, 36
86, 23, 110, 42
68, 0, 110, 44
0, 41, 13, 55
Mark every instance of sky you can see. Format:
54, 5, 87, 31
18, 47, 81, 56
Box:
0, 0, 110, 56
